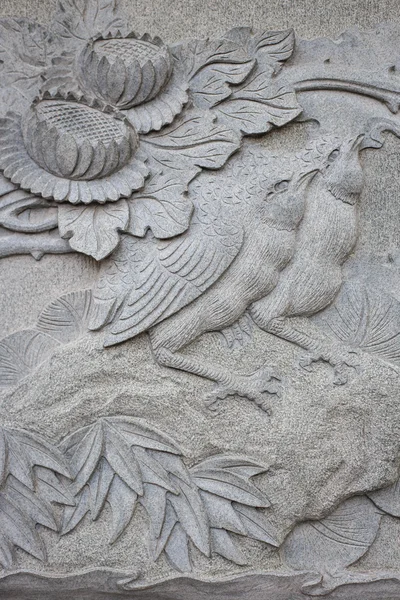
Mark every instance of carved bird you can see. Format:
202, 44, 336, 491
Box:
89, 135, 364, 411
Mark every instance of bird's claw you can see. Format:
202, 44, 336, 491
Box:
204, 366, 282, 413
299, 347, 360, 384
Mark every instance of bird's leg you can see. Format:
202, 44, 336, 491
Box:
250, 307, 359, 385
150, 337, 281, 413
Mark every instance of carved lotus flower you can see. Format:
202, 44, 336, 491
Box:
0, 97, 149, 204
79, 33, 173, 110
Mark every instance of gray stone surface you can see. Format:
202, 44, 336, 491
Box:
0, 1, 400, 599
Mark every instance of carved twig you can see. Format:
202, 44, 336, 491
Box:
0, 232, 72, 260
294, 78, 400, 113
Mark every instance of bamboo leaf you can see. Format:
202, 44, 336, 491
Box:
211, 528, 247, 565
0, 492, 45, 561
88, 458, 114, 520
108, 417, 181, 454
192, 468, 270, 507
168, 477, 210, 556
108, 476, 138, 543
35, 466, 75, 507
200, 491, 246, 534
6, 477, 58, 531
234, 503, 279, 546
164, 523, 192, 572
140, 483, 167, 541
103, 422, 143, 495
61, 487, 90, 535
66, 421, 104, 495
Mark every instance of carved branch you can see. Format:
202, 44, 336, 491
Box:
294, 78, 400, 113
0, 232, 73, 260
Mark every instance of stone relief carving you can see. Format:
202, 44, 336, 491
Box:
0, 290, 92, 386
0, 417, 279, 574
1, 0, 400, 598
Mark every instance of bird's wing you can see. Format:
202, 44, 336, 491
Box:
89, 195, 244, 346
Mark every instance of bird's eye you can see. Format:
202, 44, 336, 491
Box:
274, 180, 289, 192
327, 149, 340, 163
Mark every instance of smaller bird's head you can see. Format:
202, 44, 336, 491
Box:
261, 168, 318, 231
265, 168, 318, 201
318, 134, 365, 205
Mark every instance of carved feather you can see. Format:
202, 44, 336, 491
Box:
90, 192, 244, 344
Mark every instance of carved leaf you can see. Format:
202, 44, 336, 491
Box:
164, 522, 192, 572
189, 456, 277, 562
106, 417, 181, 455
107, 476, 138, 543
283, 496, 382, 573
224, 27, 295, 63
40, 51, 82, 98
214, 71, 302, 135
0, 19, 55, 101
61, 420, 104, 495
211, 528, 247, 565
128, 172, 193, 239
190, 60, 255, 109
254, 29, 296, 62
167, 477, 210, 556
88, 457, 114, 519
6, 477, 58, 531
60, 418, 182, 543
233, 503, 279, 546
177, 39, 250, 81
321, 280, 400, 366
142, 451, 210, 568
61, 487, 90, 534
58, 201, 129, 260
150, 451, 192, 485
368, 478, 400, 517
201, 492, 246, 535
0, 492, 45, 564
102, 423, 143, 495
132, 447, 178, 493
52, 0, 129, 46
0, 536, 13, 569
191, 455, 278, 561
4, 428, 71, 488
142, 110, 241, 176
150, 496, 174, 551
190, 455, 267, 478
140, 483, 167, 539
0, 427, 72, 567
0, 330, 60, 387
35, 467, 75, 507
36, 290, 93, 344
191, 468, 270, 507
0, 87, 27, 119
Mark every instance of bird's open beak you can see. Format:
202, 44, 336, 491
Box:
297, 169, 319, 188
350, 133, 365, 150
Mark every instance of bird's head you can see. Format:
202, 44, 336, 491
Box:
261, 168, 318, 231
265, 168, 318, 201
318, 134, 365, 205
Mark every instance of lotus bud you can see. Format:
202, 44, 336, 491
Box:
22, 99, 139, 181
78, 33, 173, 109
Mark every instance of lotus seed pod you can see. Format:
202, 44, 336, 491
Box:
79, 33, 173, 109
21, 100, 139, 181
